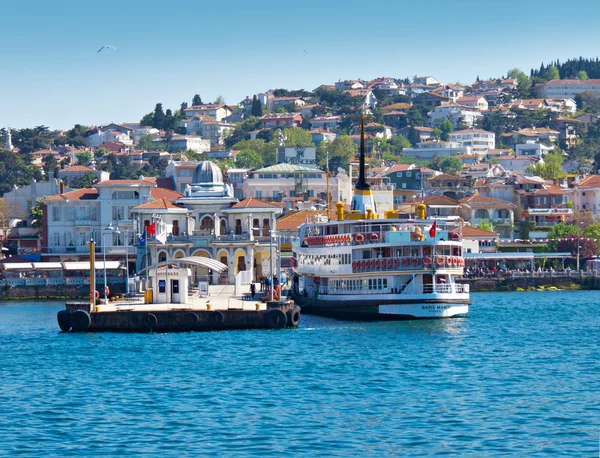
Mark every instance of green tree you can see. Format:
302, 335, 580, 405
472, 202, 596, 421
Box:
192, 94, 202, 106
140, 112, 153, 127
577, 70, 589, 81
29, 197, 45, 228
153, 103, 166, 130
277, 127, 313, 147
390, 135, 411, 154
232, 139, 276, 166
138, 135, 154, 151
547, 223, 582, 240
235, 149, 263, 169
180, 102, 188, 112
477, 219, 494, 232
507, 68, 529, 86
215, 95, 226, 104
43, 153, 58, 178
318, 135, 357, 171
95, 147, 109, 159
525, 152, 566, 180
251, 95, 263, 117
440, 119, 453, 141
543, 65, 560, 81
432, 127, 442, 140
440, 157, 462, 174
75, 151, 93, 166
0, 149, 43, 195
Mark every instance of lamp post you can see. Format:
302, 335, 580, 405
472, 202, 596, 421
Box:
577, 244, 581, 272
103, 223, 117, 304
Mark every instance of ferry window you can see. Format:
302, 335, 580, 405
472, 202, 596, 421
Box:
396, 172, 403, 177
406, 171, 412, 177
383, 279, 388, 289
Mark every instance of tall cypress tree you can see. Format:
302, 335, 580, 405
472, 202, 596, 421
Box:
153, 103, 166, 130
251, 95, 263, 117
192, 94, 202, 106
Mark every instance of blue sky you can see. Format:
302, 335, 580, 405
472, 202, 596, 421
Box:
1, 0, 598, 130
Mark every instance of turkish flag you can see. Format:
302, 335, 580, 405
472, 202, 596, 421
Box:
147, 223, 156, 235
429, 220, 437, 238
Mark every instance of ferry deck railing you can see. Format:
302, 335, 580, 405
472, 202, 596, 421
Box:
317, 283, 468, 296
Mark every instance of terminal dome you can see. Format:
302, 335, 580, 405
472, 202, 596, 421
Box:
193, 161, 223, 185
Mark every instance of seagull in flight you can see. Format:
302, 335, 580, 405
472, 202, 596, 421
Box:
303, 49, 308, 54
97, 45, 118, 53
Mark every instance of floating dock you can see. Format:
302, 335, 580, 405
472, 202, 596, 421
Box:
58, 299, 300, 332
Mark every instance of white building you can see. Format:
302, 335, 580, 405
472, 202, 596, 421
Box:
448, 128, 495, 157
183, 104, 233, 121
58, 166, 110, 187
42, 178, 167, 269
310, 116, 341, 131
87, 129, 133, 148
165, 135, 211, 153
515, 143, 554, 157
539, 79, 600, 98
243, 163, 352, 204
429, 104, 483, 128
403, 141, 470, 160
180, 117, 235, 145
3, 179, 67, 226
455, 96, 488, 111
413, 76, 439, 86
571, 175, 600, 213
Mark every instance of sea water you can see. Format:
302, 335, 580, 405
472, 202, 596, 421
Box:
0, 291, 598, 456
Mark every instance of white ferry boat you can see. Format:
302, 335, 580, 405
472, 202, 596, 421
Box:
290, 116, 470, 320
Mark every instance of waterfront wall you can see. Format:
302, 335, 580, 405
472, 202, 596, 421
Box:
462, 273, 600, 292
0, 281, 126, 300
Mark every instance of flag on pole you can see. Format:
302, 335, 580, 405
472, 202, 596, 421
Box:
429, 220, 437, 238
147, 223, 156, 235
156, 221, 168, 244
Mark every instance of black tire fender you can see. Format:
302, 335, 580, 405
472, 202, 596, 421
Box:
184, 312, 199, 329
287, 307, 301, 327
208, 311, 224, 326
266, 309, 287, 329
70, 309, 91, 332
144, 313, 158, 329
57, 310, 71, 332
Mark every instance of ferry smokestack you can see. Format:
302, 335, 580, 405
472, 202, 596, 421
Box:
356, 113, 369, 191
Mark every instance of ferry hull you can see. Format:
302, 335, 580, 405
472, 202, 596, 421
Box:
295, 297, 470, 321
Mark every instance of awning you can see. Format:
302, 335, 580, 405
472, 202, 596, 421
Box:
464, 252, 534, 261
160, 256, 228, 273
533, 252, 572, 259
63, 261, 123, 270
32, 262, 63, 270
1, 262, 34, 270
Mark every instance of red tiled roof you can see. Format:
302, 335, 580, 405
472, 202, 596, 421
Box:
150, 187, 183, 200
231, 198, 279, 209
423, 195, 460, 205
576, 175, 600, 189
277, 210, 338, 232
459, 195, 516, 208
134, 198, 185, 210
58, 166, 95, 173
46, 188, 99, 201
95, 178, 157, 186
543, 79, 600, 86
384, 164, 414, 174
460, 226, 500, 238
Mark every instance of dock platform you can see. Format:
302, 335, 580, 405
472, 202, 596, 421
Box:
58, 292, 300, 332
